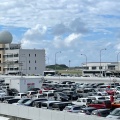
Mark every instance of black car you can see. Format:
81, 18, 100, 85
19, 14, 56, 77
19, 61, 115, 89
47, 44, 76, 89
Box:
79, 107, 97, 115
29, 88, 40, 92
54, 92, 69, 101
91, 109, 111, 117
3, 98, 20, 104
13, 98, 31, 105
24, 98, 48, 107
0, 96, 14, 102
33, 99, 48, 108
7, 88, 19, 96
63, 91, 78, 100
52, 102, 74, 111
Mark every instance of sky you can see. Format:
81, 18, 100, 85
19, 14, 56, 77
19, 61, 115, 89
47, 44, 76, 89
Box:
0, 0, 120, 67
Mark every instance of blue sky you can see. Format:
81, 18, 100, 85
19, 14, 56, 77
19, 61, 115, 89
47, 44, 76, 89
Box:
0, 0, 120, 66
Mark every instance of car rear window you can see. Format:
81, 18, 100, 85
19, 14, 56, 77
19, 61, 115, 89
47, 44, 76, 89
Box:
64, 107, 71, 110
42, 103, 47, 107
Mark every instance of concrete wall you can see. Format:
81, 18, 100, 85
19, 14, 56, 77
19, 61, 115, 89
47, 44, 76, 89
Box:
44, 76, 119, 84
0, 103, 108, 120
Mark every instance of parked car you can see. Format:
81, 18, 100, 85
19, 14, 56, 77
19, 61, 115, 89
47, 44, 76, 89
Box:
15, 93, 28, 98
3, 98, 20, 104
54, 92, 69, 101
42, 92, 55, 101
33, 99, 48, 108
0, 90, 7, 97
32, 94, 45, 99
88, 100, 112, 109
26, 91, 38, 98
79, 107, 97, 115
63, 91, 78, 100
0, 96, 14, 102
13, 98, 31, 105
24, 98, 48, 107
41, 101, 60, 109
52, 102, 74, 111
29, 88, 40, 92
7, 88, 19, 96
63, 105, 83, 113
106, 89, 116, 95
106, 108, 120, 119
72, 98, 92, 107
91, 109, 111, 117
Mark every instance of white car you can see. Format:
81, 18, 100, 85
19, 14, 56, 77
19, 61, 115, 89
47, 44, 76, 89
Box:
63, 105, 83, 113
72, 98, 92, 107
15, 93, 28, 98
106, 108, 120, 119
0, 90, 7, 97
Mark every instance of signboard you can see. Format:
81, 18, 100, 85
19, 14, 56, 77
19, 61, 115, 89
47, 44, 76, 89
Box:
27, 83, 35, 90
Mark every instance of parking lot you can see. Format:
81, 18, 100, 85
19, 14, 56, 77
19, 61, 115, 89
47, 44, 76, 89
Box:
0, 78, 120, 119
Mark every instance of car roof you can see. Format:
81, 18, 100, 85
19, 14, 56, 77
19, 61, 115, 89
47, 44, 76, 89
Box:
82, 107, 96, 110
92, 109, 110, 112
42, 101, 60, 103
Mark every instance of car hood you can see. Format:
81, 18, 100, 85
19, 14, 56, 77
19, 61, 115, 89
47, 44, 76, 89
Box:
106, 115, 120, 119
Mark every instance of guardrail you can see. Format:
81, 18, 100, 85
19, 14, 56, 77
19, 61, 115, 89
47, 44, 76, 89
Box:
44, 76, 120, 84
0, 103, 109, 120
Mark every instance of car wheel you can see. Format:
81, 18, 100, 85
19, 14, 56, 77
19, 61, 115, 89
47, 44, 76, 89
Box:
82, 105, 86, 108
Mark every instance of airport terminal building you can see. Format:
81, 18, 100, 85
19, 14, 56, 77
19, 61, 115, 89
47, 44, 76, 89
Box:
81, 62, 120, 77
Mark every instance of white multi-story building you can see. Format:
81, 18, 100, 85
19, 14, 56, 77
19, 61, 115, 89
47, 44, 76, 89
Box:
81, 62, 120, 77
0, 43, 45, 75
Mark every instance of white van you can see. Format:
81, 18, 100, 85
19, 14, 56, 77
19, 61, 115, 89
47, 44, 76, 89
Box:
42, 92, 55, 101
15, 93, 28, 98
32, 94, 45, 99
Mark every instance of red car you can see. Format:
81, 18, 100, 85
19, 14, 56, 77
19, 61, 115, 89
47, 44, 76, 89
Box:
106, 89, 116, 95
88, 100, 111, 109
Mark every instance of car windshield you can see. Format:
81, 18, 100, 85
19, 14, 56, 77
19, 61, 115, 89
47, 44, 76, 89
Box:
64, 107, 71, 110
59, 93, 67, 97
18, 99, 24, 103
110, 109, 120, 116
24, 100, 32, 105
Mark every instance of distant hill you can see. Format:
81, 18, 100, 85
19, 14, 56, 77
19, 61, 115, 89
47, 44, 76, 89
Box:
46, 64, 68, 70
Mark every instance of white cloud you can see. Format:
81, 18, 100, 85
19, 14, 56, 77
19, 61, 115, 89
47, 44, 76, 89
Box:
64, 33, 81, 47
0, 0, 120, 66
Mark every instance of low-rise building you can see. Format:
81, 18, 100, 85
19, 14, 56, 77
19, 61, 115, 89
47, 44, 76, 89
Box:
81, 62, 120, 77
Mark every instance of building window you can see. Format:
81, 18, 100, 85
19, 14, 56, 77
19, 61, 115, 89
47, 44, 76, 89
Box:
35, 67, 36, 70
0, 60, 1, 63
29, 67, 30, 70
0, 54, 1, 58
29, 60, 30, 63
92, 66, 96, 70
0, 67, 1, 71
29, 54, 30, 57
35, 60, 36, 63
14, 54, 18, 57
99, 66, 102, 70
35, 54, 36, 57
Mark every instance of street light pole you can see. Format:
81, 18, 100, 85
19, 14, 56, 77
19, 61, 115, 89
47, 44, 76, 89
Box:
117, 52, 120, 76
47, 57, 49, 65
55, 51, 61, 71
81, 54, 87, 68
69, 60, 71, 70
100, 48, 106, 77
